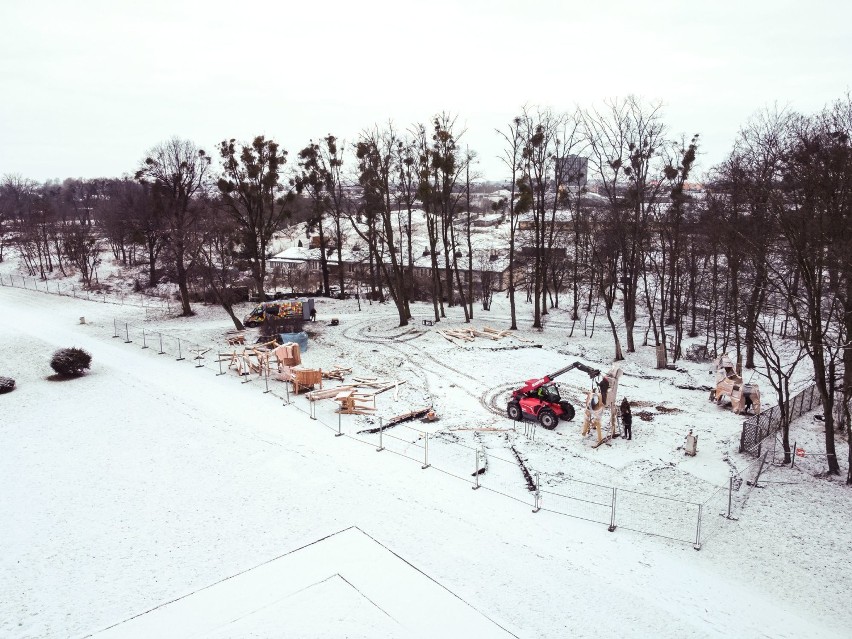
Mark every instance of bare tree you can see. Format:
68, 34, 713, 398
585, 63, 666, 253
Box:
136, 137, 211, 315
775, 110, 846, 476
496, 116, 529, 330
584, 96, 668, 353
217, 136, 291, 301
198, 198, 245, 330
351, 124, 409, 326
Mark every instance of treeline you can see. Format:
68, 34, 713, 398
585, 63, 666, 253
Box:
0, 96, 849, 479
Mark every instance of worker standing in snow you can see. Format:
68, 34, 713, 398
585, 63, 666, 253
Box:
621, 397, 632, 440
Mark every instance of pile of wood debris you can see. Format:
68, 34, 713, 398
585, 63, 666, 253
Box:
305, 377, 406, 402
438, 326, 532, 344
322, 365, 352, 381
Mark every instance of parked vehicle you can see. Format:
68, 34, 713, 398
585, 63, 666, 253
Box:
243, 299, 314, 327
506, 361, 602, 429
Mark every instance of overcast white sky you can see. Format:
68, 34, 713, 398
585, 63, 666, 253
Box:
1, 0, 850, 183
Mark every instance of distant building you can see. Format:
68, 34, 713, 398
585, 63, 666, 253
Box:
557, 155, 588, 188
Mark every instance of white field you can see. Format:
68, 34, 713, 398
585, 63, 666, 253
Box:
0, 259, 850, 639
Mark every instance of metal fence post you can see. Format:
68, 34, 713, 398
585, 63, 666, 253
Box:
376, 417, 384, 451
158, 333, 165, 355
532, 472, 541, 513
112, 318, 119, 338
263, 363, 270, 392
335, 412, 343, 437
141, 328, 148, 349
608, 488, 617, 532
472, 450, 481, 490
791, 440, 796, 469
422, 432, 430, 469
176, 338, 184, 361
124, 323, 132, 343
694, 504, 703, 550
725, 475, 739, 520
217, 352, 225, 376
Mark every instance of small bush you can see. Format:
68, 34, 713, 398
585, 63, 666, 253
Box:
0, 376, 15, 394
50, 348, 92, 377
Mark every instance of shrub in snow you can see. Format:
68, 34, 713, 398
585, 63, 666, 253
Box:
0, 376, 15, 393
50, 348, 92, 377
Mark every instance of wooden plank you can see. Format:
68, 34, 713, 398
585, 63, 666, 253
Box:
357, 407, 431, 434
591, 434, 613, 449
306, 385, 354, 401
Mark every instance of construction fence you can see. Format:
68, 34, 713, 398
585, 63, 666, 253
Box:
739, 384, 821, 456
0, 272, 173, 311
0, 276, 769, 551
101, 315, 768, 550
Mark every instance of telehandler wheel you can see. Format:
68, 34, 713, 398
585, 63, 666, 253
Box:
559, 402, 576, 421
539, 409, 558, 430
507, 401, 522, 421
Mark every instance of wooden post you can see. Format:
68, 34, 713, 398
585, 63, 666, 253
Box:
656, 344, 667, 369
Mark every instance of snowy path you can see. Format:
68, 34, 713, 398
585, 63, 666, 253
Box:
0, 286, 846, 638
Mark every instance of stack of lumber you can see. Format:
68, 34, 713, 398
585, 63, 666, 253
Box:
219, 348, 265, 376
323, 365, 352, 381
305, 377, 406, 403
334, 389, 377, 415
351, 377, 406, 397
306, 385, 354, 401
438, 325, 533, 344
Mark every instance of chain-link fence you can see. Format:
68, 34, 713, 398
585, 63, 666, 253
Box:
1, 274, 762, 552
739, 384, 820, 456
0, 272, 173, 310
697, 453, 769, 546
99, 315, 727, 550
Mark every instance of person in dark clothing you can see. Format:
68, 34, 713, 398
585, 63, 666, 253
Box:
620, 397, 633, 440
743, 391, 753, 414
599, 376, 610, 405
309, 307, 317, 322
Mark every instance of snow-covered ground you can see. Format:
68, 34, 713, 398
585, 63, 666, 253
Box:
1, 260, 850, 638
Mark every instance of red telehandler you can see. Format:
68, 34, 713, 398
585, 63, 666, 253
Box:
506, 362, 602, 429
